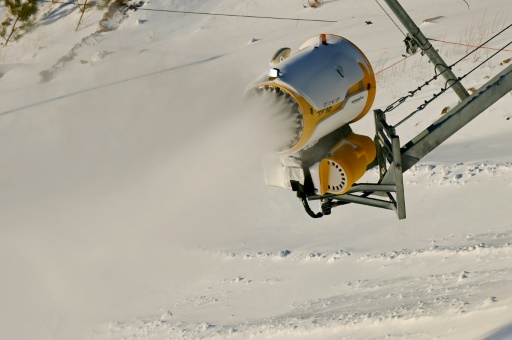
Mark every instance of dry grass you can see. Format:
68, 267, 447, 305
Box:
304, 0, 323, 8
443, 11, 509, 63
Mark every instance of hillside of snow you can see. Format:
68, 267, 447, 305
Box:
1, 0, 512, 339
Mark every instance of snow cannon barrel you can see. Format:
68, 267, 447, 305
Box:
246, 34, 376, 154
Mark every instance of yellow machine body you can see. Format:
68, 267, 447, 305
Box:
247, 34, 377, 198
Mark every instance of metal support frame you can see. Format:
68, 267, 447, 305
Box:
308, 109, 407, 219
306, 64, 512, 219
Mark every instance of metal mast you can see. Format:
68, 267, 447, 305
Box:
383, 0, 470, 101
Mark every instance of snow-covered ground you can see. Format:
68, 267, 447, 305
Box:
1, 0, 512, 339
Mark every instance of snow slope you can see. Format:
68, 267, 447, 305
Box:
1, 0, 512, 339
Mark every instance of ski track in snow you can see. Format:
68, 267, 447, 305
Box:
86, 157, 512, 339
405, 162, 512, 187
94, 228, 512, 339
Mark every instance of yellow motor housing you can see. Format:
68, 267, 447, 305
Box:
318, 133, 376, 195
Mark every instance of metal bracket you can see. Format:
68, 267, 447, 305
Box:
404, 33, 419, 55
304, 109, 407, 219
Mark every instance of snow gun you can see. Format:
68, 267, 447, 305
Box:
245, 34, 377, 217
247, 0, 512, 220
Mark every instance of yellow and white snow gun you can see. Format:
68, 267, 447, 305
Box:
246, 34, 377, 217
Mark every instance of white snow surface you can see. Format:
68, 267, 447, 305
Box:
1, 0, 512, 339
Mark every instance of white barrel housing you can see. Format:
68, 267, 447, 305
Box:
246, 34, 376, 155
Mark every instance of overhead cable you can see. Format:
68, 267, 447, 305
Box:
374, 0, 406, 36
394, 38, 512, 127
40, 0, 337, 23
138, 8, 337, 23
380, 22, 512, 126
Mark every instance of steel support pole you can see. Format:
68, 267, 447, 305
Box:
383, 0, 470, 101
400, 63, 512, 172
330, 194, 396, 210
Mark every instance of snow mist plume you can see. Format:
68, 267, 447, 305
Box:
242, 87, 303, 153
0, 56, 293, 338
